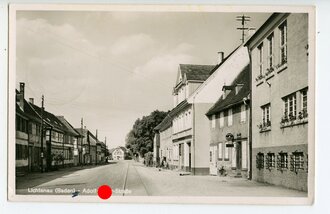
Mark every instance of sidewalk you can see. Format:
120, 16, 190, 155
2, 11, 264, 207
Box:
134, 163, 308, 197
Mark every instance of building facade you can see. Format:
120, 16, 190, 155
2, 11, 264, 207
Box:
206, 67, 250, 178
56, 116, 82, 166
246, 13, 309, 191
111, 147, 126, 160
170, 64, 215, 174
154, 115, 173, 168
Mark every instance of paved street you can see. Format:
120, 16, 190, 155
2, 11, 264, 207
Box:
16, 160, 307, 197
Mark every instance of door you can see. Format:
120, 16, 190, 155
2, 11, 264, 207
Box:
236, 142, 242, 170
28, 146, 33, 172
188, 143, 191, 171
209, 145, 217, 175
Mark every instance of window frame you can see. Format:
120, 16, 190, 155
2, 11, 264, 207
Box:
279, 20, 288, 65
257, 42, 264, 76
267, 33, 274, 69
227, 108, 233, 126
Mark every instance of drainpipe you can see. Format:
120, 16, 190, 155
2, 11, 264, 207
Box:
248, 52, 253, 180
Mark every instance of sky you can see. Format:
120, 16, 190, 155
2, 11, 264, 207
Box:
16, 10, 270, 148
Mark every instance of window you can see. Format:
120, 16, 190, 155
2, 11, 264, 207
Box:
240, 104, 246, 123
218, 143, 223, 160
227, 109, 233, 126
298, 89, 308, 119
283, 93, 297, 120
219, 112, 224, 128
279, 20, 287, 65
256, 152, 264, 170
277, 152, 288, 170
261, 104, 271, 127
211, 114, 216, 128
290, 152, 304, 173
267, 33, 274, 69
16, 116, 28, 133
224, 143, 229, 160
209, 151, 212, 162
257, 43, 264, 75
16, 144, 28, 160
266, 153, 275, 169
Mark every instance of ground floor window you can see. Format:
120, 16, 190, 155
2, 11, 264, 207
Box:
290, 151, 304, 173
16, 144, 28, 160
256, 152, 264, 170
266, 153, 275, 169
277, 152, 288, 171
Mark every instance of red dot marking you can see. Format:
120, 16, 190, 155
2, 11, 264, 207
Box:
98, 185, 112, 200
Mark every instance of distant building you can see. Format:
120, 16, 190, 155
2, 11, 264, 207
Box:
206, 66, 250, 178
154, 115, 173, 168
245, 13, 309, 191
111, 147, 127, 160
153, 131, 160, 166
56, 116, 82, 166
75, 128, 98, 165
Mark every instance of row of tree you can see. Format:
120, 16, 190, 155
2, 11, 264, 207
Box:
125, 110, 168, 157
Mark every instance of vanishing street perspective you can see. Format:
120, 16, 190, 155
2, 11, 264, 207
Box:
15, 11, 310, 197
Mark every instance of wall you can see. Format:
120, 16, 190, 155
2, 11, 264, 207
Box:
159, 125, 173, 167
193, 103, 213, 175
188, 46, 250, 104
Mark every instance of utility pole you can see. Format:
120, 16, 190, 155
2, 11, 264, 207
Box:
236, 15, 253, 43
40, 95, 44, 173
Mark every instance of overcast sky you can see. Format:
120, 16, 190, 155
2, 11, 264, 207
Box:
16, 11, 270, 148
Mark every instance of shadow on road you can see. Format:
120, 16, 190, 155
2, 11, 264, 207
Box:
16, 163, 116, 190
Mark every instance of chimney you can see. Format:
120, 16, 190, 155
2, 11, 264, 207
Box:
29, 98, 34, 104
96, 129, 98, 139
217, 51, 224, 64
19, 82, 25, 111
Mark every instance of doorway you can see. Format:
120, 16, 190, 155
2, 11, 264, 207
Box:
236, 142, 242, 170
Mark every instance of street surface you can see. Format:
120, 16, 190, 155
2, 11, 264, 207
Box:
16, 160, 307, 197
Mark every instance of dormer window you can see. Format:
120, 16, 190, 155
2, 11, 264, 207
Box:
235, 84, 244, 95
222, 85, 234, 99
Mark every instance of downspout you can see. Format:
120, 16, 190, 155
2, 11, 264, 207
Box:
192, 100, 196, 175
248, 52, 253, 180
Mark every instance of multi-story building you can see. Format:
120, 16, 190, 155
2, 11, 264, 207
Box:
170, 64, 215, 174
56, 116, 82, 166
206, 67, 250, 178
29, 103, 75, 170
154, 115, 173, 168
15, 85, 29, 175
16, 82, 77, 172
75, 128, 98, 165
245, 13, 309, 191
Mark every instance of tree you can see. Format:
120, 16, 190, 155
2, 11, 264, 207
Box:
125, 110, 168, 157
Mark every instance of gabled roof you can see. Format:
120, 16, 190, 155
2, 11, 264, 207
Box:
208, 45, 241, 76
154, 114, 172, 132
56, 116, 80, 137
110, 146, 127, 154
29, 103, 66, 132
206, 65, 250, 116
179, 64, 215, 82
